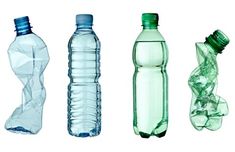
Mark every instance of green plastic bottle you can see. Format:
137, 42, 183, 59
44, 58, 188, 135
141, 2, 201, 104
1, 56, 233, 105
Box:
188, 30, 229, 131
133, 13, 168, 138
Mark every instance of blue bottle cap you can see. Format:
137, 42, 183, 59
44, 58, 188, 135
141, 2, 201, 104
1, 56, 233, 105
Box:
14, 16, 32, 31
76, 14, 93, 26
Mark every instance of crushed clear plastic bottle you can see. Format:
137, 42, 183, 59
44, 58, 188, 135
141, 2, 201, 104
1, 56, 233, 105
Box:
188, 30, 229, 131
67, 14, 101, 137
5, 16, 50, 134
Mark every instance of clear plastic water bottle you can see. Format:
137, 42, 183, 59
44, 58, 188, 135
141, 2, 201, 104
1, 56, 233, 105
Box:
67, 14, 101, 137
5, 16, 50, 134
133, 13, 168, 138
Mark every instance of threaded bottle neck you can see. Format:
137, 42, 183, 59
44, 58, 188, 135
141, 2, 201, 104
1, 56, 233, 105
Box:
14, 16, 32, 36
205, 30, 229, 54
142, 13, 158, 29
76, 25, 92, 29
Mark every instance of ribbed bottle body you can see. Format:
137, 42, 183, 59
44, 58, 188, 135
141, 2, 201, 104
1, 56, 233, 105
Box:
68, 29, 101, 137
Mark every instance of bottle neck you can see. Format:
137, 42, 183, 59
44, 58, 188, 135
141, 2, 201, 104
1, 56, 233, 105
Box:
204, 42, 218, 55
143, 24, 158, 30
16, 28, 32, 36
76, 25, 93, 30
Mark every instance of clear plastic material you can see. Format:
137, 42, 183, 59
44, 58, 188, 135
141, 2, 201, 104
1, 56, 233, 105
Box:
133, 13, 168, 138
5, 17, 49, 134
188, 30, 229, 131
67, 14, 101, 137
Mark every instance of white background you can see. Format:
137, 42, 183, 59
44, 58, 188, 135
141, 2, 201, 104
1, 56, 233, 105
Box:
0, 0, 234, 151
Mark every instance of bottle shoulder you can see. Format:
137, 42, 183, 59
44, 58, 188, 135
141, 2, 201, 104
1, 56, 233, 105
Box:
68, 29, 100, 49
195, 42, 217, 56
9, 33, 46, 50
195, 42, 217, 65
71, 30, 99, 40
136, 29, 165, 42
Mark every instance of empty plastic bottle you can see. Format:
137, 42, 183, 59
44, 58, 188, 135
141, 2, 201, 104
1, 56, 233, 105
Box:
68, 14, 101, 137
188, 30, 229, 131
5, 16, 50, 134
133, 13, 168, 138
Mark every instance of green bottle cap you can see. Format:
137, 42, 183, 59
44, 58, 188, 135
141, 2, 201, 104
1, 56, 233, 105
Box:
206, 30, 230, 53
142, 13, 158, 28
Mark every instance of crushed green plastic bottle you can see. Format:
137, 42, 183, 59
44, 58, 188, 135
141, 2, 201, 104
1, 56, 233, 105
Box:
188, 30, 229, 131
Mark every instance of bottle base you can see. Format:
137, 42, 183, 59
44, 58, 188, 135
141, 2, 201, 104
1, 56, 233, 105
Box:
138, 130, 166, 138
134, 121, 168, 138
68, 127, 101, 138
155, 130, 166, 138
70, 132, 99, 138
6, 126, 34, 134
